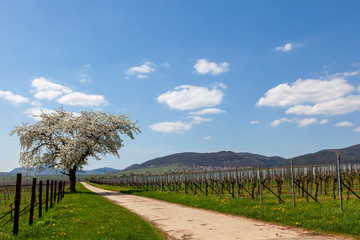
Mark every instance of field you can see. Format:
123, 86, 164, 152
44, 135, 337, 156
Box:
0, 183, 165, 239
89, 163, 360, 239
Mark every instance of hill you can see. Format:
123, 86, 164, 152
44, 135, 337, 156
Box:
290, 144, 360, 165
3, 167, 119, 176
125, 151, 286, 171
124, 144, 360, 171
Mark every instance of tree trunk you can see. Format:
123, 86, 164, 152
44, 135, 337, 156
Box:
69, 166, 77, 192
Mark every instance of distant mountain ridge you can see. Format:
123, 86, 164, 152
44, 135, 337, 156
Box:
1, 167, 119, 177
125, 144, 360, 171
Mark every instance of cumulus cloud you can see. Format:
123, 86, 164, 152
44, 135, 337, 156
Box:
203, 136, 212, 140
149, 121, 192, 134
193, 59, 229, 75
25, 107, 56, 120
286, 95, 360, 115
250, 120, 260, 124
0, 90, 29, 104
354, 127, 360, 132
157, 84, 225, 110
257, 78, 354, 107
271, 117, 324, 127
275, 43, 302, 52
189, 108, 226, 115
297, 118, 318, 127
150, 116, 212, 134
335, 121, 354, 127
58, 92, 107, 107
271, 118, 294, 127
126, 62, 155, 78
32, 77, 72, 100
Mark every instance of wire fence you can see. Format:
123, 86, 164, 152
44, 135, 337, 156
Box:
91, 155, 360, 211
0, 174, 66, 235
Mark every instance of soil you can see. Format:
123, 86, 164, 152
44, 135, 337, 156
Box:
81, 182, 353, 240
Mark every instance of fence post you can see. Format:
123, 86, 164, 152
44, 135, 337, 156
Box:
45, 180, 49, 212
218, 170, 222, 199
13, 173, 22, 235
57, 181, 61, 203
336, 154, 343, 212
258, 165, 263, 205
291, 159, 296, 207
50, 180, 53, 208
39, 180, 42, 218
54, 181, 57, 203
29, 178, 36, 225
235, 166, 239, 199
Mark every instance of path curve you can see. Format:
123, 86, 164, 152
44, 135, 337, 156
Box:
81, 182, 352, 240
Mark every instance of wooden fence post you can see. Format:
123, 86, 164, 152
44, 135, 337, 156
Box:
45, 180, 49, 212
336, 154, 343, 212
13, 173, 22, 235
57, 181, 61, 203
54, 181, 57, 203
291, 159, 296, 207
29, 178, 36, 225
218, 170, 222, 199
258, 165, 263, 205
39, 181, 42, 218
50, 180, 53, 208
235, 166, 239, 199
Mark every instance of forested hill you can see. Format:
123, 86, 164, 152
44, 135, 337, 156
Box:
125, 151, 286, 170
125, 144, 360, 170
290, 144, 360, 165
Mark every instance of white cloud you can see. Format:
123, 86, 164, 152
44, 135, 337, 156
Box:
32, 77, 72, 100
320, 119, 328, 125
58, 92, 107, 107
257, 78, 354, 107
25, 107, 56, 120
250, 120, 260, 124
203, 136, 212, 140
193, 59, 229, 75
270, 118, 294, 127
335, 121, 354, 127
297, 118, 318, 127
150, 115, 212, 134
126, 62, 155, 78
275, 43, 302, 52
0, 90, 29, 104
354, 127, 360, 132
189, 108, 226, 115
157, 84, 224, 110
149, 121, 193, 134
189, 116, 212, 124
271, 117, 321, 127
286, 95, 360, 115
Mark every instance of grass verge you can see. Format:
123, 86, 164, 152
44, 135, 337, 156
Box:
0, 183, 165, 240
88, 182, 360, 239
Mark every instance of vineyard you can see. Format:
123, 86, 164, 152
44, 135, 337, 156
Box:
0, 174, 66, 235
91, 156, 360, 210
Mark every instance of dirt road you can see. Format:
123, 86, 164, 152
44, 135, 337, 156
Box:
81, 182, 352, 240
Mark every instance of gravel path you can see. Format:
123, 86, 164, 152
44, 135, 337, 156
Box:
81, 182, 352, 240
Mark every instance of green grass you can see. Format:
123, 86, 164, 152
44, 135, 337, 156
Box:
89, 182, 360, 239
0, 183, 165, 240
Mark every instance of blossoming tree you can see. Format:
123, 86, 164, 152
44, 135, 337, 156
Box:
10, 108, 140, 192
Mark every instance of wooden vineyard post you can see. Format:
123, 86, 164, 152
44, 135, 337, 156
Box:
291, 159, 296, 207
39, 180, 42, 218
218, 170, 222, 199
235, 166, 239, 199
29, 178, 36, 225
54, 181, 57, 203
336, 154, 343, 212
50, 180, 53, 208
191, 171, 195, 196
13, 173, 22, 235
258, 165, 263, 205
45, 180, 49, 212
58, 181, 62, 203
184, 169, 187, 194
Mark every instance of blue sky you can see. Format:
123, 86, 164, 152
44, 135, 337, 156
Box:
1, 1, 360, 172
